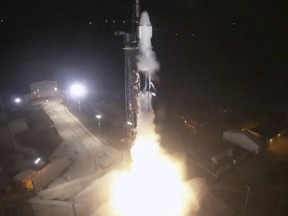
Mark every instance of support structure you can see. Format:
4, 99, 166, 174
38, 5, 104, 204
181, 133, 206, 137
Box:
116, 0, 141, 146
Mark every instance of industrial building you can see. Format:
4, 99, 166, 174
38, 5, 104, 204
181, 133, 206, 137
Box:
30, 80, 58, 99
223, 130, 265, 154
23, 80, 59, 102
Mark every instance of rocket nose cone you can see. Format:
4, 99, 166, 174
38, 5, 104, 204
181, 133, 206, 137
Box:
140, 11, 151, 26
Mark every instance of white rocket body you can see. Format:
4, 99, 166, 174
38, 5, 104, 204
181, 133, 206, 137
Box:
138, 11, 152, 52
137, 11, 159, 92
138, 25, 152, 45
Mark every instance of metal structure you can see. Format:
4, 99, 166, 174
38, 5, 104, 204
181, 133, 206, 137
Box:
243, 185, 250, 215
116, 0, 141, 146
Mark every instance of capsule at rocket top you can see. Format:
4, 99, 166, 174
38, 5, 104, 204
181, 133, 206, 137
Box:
138, 11, 152, 40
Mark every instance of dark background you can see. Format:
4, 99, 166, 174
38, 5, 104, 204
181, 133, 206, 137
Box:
0, 0, 287, 110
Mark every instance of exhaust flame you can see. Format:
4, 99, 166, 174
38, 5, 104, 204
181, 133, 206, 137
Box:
111, 94, 198, 216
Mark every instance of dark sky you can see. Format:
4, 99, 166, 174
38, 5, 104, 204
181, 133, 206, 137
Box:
0, 0, 287, 108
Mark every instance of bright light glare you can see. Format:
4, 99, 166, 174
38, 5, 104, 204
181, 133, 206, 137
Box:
69, 83, 86, 97
14, 97, 22, 103
96, 114, 102, 119
111, 134, 197, 216
54, 87, 58, 91
34, 158, 41, 164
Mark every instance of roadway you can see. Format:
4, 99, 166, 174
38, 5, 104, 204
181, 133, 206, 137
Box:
39, 99, 122, 187
42, 99, 121, 161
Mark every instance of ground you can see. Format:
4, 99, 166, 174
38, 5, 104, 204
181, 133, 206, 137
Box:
16, 107, 61, 159
2, 95, 288, 216
269, 135, 288, 156
0, 105, 62, 206
155, 102, 288, 216
64, 100, 128, 151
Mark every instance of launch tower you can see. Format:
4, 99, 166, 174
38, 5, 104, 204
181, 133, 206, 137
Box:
115, 0, 141, 146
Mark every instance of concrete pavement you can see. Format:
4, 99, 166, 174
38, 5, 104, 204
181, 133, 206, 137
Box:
42, 100, 122, 163
28, 99, 123, 216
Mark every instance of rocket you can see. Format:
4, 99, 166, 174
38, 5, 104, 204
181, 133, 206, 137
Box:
137, 11, 157, 96
118, 1, 159, 142
138, 11, 152, 50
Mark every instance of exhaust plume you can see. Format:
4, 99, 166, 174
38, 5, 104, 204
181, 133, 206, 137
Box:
111, 11, 198, 216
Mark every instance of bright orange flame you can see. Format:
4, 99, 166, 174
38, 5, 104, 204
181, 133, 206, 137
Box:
111, 99, 197, 215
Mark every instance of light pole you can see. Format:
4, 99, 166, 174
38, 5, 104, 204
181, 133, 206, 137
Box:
69, 83, 86, 111
243, 185, 250, 215
65, 90, 69, 101
37, 89, 40, 99
0, 96, 20, 171
96, 114, 102, 129
14, 97, 22, 104
77, 99, 81, 110
0, 96, 5, 119
34, 157, 42, 192
34, 157, 41, 173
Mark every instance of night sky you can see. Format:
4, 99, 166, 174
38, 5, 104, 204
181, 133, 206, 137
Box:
0, 0, 287, 109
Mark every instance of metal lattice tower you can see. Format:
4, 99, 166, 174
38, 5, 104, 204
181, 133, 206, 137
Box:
115, 0, 140, 146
